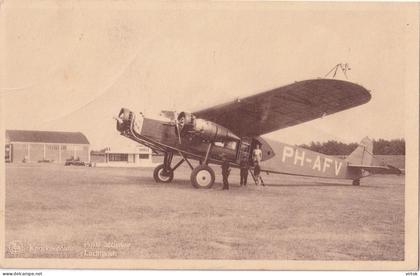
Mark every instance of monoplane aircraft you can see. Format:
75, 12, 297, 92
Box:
115, 79, 401, 188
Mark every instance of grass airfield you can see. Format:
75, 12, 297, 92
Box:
5, 163, 404, 260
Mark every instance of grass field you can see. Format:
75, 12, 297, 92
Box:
5, 163, 404, 260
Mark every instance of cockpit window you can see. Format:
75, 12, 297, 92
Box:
214, 141, 237, 151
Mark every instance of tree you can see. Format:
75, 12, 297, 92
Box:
299, 139, 405, 155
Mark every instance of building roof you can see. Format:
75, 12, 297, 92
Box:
6, 130, 90, 145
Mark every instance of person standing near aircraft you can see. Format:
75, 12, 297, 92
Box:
240, 158, 249, 186
222, 159, 231, 190
252, 144, 263, 185
252, 144, 262, 165
254, 163, 261, 185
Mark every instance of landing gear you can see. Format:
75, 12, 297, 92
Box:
352, 179, 360, 186
153, 164, 174, 183
190, 143, 216, 189
191, 165, 215, 189
153, 152, 175, 183
152, 143, 217, 188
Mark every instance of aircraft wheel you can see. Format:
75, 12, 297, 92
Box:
153, 164, 174, 183
352, 179, 360, 186
191, 165, 215, 189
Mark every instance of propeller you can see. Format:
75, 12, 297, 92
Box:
160, 110, 182, 144
174, 112, 182, 144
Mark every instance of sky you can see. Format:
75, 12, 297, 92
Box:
0, 1, 418, 150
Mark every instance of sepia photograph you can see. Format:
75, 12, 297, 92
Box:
0, 0, 418, 271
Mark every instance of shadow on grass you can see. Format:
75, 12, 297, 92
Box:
134, 177, 194, 189
265, 182, 382, 189
102, 175, 382, 190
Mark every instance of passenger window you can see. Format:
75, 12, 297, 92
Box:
214, 142, 224, 147
225, 141, 237, 150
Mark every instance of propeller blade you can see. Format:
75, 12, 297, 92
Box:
175, 120, 182, 144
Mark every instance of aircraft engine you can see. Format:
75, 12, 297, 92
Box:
177, 112, 239, 142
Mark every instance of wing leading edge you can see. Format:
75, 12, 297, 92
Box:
194, 79, 371, 137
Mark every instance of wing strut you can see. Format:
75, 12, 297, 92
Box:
203, 143, 213, 165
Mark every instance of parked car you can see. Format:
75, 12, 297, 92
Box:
65, 157, 86, 166
38, 159, 53, 163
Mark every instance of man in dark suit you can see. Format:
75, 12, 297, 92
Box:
240, 158, 249, 186
222, 159, 231, 190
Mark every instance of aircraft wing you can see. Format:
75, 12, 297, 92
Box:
193, 79, 371, 137
348, 164, 402, 175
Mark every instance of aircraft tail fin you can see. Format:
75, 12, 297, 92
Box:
346, 136, 373, 165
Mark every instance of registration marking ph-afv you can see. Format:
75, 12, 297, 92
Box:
281, 145, 343, 176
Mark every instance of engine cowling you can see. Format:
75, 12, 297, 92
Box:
177, 112, 239, 142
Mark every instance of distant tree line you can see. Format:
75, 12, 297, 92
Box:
299, 138, 405, 155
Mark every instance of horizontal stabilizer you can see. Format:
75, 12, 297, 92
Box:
348, 164, 402, 175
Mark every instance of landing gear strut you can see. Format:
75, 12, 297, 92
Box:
153, 144, 216, 189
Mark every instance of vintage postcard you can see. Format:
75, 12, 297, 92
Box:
0, 0, 418, 271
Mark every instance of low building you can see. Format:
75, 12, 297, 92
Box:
91, 144, 154, 167
5, 130, 90, 163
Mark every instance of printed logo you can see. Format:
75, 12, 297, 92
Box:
7, 240, 24, 255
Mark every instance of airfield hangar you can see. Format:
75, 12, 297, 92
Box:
90, 144, 154, 168
5, 130, 90, 163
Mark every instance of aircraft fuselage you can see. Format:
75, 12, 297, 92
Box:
260, 141, 362, 180
116, 108, 361, 181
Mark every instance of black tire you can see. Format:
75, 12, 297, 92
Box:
352, 179, 360, 186
153, 164, 174, 183
190, 165, 215, 189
